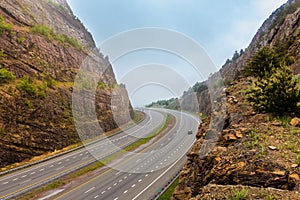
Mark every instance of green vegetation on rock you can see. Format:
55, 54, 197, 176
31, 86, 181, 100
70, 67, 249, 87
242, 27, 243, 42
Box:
226, 187, 249, 200
48, 0, 67, 12
245, 46, 300, 116
17, 76, 48, 98
0, 15, 12, 34
31, 24, 82, 49
0, 68, 15, 84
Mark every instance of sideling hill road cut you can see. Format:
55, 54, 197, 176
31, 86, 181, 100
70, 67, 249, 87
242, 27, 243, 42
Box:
0, 108, 199, 200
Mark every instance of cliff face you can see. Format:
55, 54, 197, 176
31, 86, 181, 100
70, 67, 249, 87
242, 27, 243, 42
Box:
0, 0, 133, 168
173, 1, 300, 199
221, 0, 300, 81
196, 0, 300, 116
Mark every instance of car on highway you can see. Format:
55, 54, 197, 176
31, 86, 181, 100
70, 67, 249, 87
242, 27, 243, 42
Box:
188, 130, 193, 135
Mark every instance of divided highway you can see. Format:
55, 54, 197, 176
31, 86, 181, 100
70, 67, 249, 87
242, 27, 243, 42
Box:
0, 109, 199, 200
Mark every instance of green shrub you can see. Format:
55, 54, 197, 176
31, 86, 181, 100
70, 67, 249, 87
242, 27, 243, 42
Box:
38, 91, 46, 99
17, 76, 37, 95
293, 74, 300, 86
98, 81, 107, 89
24, 98, 32, 108
0, 49, 5, 57
244, 46, 281, 79
31, 24, 52, 39
246, 65, 300, 115
64, 35, 82, 50
31, 24, 82, 49
54, 33, 65, 43
0, 68, 15, 84
43, 74, 56, 88
296, 154, 300, 165
227, 187, 249, 200
245, 45, 300, 116
17, 37, 26, 43
0, 15, 12, 34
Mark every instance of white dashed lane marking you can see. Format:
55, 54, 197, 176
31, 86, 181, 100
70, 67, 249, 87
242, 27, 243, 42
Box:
56, 166, 64, 171
85, 187, 95, 194
20, 179, 32, 184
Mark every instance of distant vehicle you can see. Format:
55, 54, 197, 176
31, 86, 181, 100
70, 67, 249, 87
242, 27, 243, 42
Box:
188, 130, 193, 135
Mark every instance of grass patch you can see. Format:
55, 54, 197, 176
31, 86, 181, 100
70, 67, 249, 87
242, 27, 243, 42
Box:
23, 113, 171, 196
295, 154, 300, 165
31, 24, 82, 50
17, 37, 26, 44
0, 67, 15, 84
17, 76, 38, 96
125, 114, 170, 152
159, 178, 179, 200
226, 187, 249, 200
0, 15, 13, 34
0, 49, 6, 57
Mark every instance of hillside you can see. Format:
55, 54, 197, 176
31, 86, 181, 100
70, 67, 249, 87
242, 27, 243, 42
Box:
171, 0, 300, 199
0, 0, 133, 168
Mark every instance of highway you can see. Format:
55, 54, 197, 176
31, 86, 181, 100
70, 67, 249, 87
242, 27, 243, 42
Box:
0, 109, 199, 200
53, 109, 199, 200
0, 109, 166, 200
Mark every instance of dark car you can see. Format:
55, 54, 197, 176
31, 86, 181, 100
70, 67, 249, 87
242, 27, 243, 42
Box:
188, 130, 193, 135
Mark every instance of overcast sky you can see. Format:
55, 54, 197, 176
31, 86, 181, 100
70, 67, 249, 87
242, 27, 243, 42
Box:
68, 0, 287, 106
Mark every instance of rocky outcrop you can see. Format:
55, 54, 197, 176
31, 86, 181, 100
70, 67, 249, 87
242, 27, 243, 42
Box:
172, 78, 300, 199
197, 0, 300, 116
173, 2, 300, 195
0, 0, 95, 49
0, 0, 133, 168
221, 0, 300, 81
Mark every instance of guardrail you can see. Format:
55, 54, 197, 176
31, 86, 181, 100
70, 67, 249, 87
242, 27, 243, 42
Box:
152, 168, 182, 200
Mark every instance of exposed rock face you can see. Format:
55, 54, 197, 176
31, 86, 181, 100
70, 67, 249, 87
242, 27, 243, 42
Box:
0, 0, 134, 167
173, 1, 300, 198
172, 78, 300, 199
221, 0, 300, 81
0, 0, 95, 49
197, 0, 300, 116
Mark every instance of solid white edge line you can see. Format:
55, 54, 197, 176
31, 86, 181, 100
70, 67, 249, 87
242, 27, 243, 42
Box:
132, 138, 196, 200
38, 189, 64, 200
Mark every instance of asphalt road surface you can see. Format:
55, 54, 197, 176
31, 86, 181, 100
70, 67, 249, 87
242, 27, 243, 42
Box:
0, 109, 168, 200
53, 109, 199, 200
